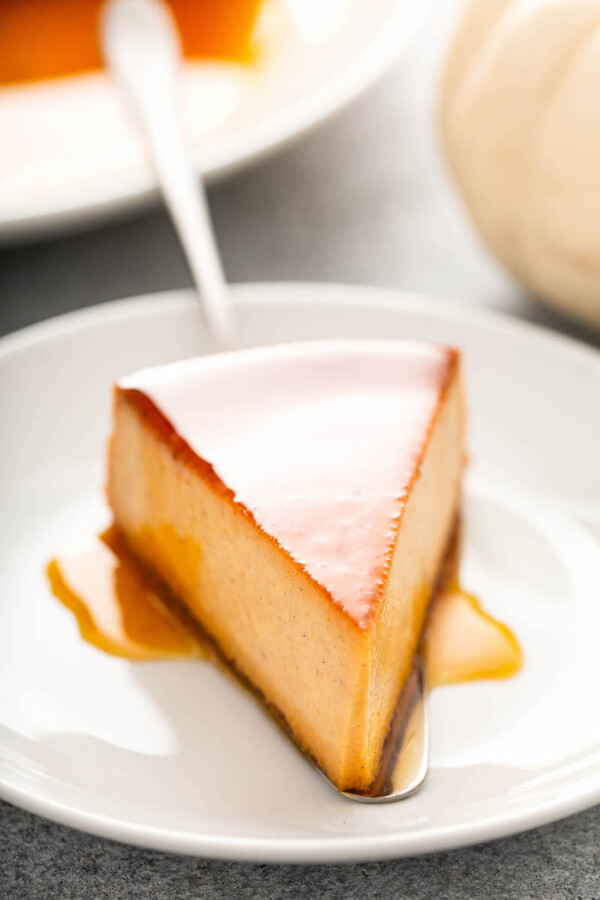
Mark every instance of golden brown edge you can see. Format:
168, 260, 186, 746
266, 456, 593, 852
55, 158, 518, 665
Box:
112, 345, 461, 632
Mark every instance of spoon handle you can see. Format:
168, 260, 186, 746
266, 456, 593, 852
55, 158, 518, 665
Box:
102, 0, 235, 349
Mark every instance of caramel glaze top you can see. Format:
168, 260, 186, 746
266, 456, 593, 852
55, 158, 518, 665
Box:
118, 341, 459, 627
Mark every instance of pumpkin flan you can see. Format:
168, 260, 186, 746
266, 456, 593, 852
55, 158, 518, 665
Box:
107, 340, 465, 793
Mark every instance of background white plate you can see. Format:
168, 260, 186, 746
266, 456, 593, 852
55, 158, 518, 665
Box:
1, 283, 600, 863
0, 0, 425, 242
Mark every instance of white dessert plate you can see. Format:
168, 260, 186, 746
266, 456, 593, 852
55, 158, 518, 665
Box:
0, 0, 425, 242
1, 283, 600, 863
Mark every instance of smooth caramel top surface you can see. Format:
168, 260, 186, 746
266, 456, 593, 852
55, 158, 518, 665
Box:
120, 341, 458, 625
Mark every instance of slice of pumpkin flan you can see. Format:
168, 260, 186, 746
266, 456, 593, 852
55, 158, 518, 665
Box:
107, 340, 465, 793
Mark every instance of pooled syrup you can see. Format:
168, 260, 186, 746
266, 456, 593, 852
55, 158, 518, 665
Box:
425, 582, 522, 687
47, 528, 203, 661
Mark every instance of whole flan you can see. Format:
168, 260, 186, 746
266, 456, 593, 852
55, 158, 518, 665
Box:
107, 340, 465, 793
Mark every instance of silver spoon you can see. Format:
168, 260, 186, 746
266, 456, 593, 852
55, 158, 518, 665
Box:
101, 0, 429, 802
101, 0, 234, 349
339, 655, 429, 803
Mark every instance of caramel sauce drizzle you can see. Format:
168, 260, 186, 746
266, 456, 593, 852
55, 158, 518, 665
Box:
425, 582, 523, 688
47, 528, 203, 661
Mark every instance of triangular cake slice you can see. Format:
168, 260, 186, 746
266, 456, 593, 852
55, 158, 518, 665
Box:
108, 340, 464, 792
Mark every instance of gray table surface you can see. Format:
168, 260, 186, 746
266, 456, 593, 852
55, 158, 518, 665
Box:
2, 6, 600, 898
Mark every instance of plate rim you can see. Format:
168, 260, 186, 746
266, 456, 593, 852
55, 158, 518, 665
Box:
0, 0, 429, 242
2, 281, 599, 370
1, 281, 600, 863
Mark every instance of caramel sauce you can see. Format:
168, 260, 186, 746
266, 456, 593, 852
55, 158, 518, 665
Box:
47, 528, 204, 660
0, 0, 263, 86
424, 582, 523, 688
48, 529, 522, 688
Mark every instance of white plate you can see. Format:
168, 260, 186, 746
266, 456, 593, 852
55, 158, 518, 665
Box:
0, 0, 425, 242
1, 283, 600, 863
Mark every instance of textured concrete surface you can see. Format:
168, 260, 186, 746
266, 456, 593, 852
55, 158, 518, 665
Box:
2, 799, 600, 899
1, 2, 600, 897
